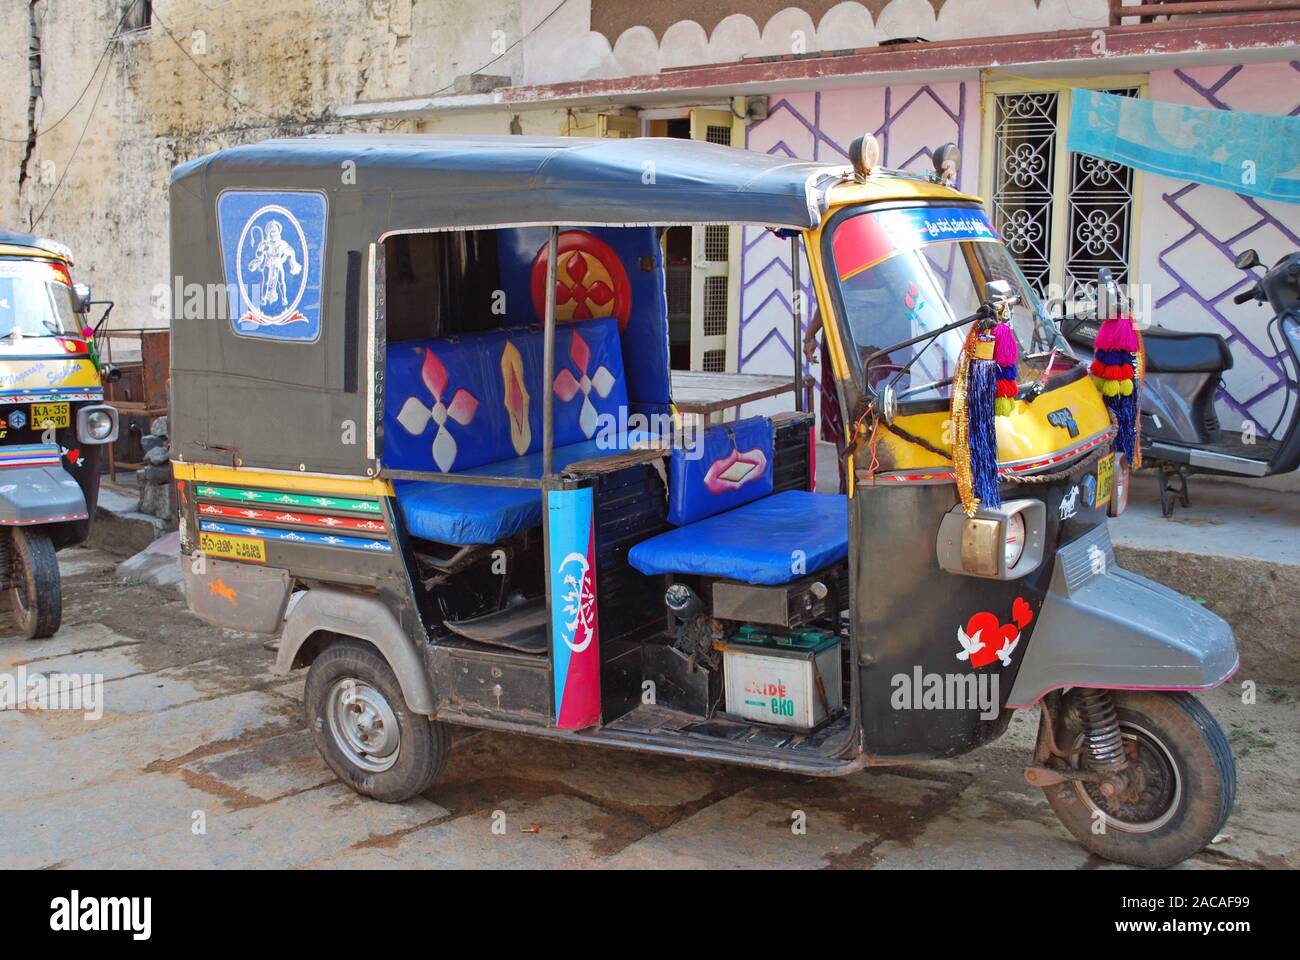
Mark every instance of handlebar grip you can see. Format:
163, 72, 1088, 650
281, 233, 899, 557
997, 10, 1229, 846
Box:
1233, 288, 1257, 305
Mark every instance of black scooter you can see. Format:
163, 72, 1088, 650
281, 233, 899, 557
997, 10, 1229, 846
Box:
1064, 253, 1300, 516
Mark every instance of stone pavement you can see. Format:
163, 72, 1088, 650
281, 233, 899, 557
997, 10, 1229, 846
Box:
0, 545, 1295, 870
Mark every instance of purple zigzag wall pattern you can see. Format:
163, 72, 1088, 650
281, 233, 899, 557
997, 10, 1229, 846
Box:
1142, 62, 1300, 438
738, 84, 977, 422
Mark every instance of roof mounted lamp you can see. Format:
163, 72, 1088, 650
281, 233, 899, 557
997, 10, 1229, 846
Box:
849, 132, 881, 181
931, 143, 961, 186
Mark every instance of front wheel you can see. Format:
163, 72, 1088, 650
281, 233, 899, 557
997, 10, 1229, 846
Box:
304, 638, 450, 802
9, 528, 62, 639
1043, 690, 1236, 868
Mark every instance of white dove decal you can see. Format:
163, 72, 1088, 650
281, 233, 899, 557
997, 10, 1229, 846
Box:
955, 623, 986, 662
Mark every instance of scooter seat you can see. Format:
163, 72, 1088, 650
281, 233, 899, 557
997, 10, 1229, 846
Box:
627, 490, 848, 586
1142, 327, 1232, 374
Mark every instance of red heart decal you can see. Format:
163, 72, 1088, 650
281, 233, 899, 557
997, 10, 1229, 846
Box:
959, 611, 1002, 669
958, 604, 1029, 669
1012, 596, 1034, 629
65, 448, 81, 465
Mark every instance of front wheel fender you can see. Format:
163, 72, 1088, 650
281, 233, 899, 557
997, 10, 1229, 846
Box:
1006, 565, 1238, 709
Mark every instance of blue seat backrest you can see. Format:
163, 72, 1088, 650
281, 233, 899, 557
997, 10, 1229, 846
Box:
667, 417, 774, 526
384, 316, 629, 473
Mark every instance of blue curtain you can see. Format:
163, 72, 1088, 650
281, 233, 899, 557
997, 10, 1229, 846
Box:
1068, 89, 1300, 204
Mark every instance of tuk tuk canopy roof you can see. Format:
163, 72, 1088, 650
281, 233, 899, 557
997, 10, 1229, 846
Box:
170, 134, 849, 232
0, 230, 73, 263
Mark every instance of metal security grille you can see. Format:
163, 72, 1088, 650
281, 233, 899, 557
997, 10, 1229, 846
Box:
703, 275, 728, 336
1064, 89, 1138, 300
706, 124, 731, 146
991, 92, 1058, 297
704, 224, 729, 262
702, 348, 726, 372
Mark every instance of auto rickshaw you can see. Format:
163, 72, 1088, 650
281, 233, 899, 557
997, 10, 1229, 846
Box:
0, 231, 119, 638
170, 134, 1238, 868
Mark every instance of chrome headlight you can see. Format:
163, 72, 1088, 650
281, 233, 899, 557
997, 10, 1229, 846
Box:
936, 499, 1046, 580
76, 404, 119, 444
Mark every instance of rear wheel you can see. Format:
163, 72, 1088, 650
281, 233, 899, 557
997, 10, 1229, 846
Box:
304, 638, 450, 802
9, 529, 62, 639
1043, 690, 1235, 868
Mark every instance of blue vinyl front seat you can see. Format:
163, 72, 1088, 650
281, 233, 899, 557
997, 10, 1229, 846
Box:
627, 417, 848, 586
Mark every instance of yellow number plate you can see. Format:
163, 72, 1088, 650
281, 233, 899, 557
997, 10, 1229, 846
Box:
200, 532, 267, 564
1095, 453, 1114, 508
32, 402, 70, 429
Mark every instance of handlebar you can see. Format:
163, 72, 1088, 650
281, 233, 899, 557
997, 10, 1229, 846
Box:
1233, 287, 1259, 305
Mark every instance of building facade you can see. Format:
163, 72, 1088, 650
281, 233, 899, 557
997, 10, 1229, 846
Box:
2, 0, 1297, 436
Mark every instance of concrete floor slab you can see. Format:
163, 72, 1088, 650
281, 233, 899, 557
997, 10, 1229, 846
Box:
65, 784, 449, 869
305, 795, 608, 869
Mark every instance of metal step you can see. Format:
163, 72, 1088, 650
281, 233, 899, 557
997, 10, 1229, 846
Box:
1147, 441, 1270, 477
443, 598, 548, 654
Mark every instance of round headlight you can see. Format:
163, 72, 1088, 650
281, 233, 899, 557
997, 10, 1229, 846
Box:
1004, 511, 1026, 570
86, 409, 113, 440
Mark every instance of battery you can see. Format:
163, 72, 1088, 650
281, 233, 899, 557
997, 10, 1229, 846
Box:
721, 626, 842, 730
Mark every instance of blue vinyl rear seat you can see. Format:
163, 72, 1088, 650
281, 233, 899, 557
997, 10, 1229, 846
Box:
386, 316, 630, 546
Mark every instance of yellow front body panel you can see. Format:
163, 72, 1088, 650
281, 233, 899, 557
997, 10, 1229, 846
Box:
0, 355, 101, 393
801, 178, 1110, 481
881, 373, 1112, 473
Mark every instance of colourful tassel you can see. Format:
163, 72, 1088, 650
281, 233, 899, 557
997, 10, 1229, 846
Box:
82, 325, 101, 371
1090, 314, 1143, 467
952, 326, 1002, 516
991, 308, 1019, 417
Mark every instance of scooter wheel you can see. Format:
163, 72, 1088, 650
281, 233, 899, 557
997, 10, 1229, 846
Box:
304, 638, 450, 803
1043, 690, 1235, 868
9, 529, 62, 639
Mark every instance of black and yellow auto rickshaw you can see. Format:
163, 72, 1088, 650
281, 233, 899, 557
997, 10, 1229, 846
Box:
0, 231, 119, 638
170, 134, 1238, 867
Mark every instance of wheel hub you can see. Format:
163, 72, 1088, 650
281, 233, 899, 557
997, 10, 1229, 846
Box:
1074, 722, 1180, 833
326, 678, 400, 773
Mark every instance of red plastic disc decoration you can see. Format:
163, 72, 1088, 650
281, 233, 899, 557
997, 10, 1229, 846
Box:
530, 230, 632, 331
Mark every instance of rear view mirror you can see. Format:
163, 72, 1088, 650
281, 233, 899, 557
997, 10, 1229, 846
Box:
984, 279, 1018, 308
1234, 249, 1261, 271
72, 283, 92, 314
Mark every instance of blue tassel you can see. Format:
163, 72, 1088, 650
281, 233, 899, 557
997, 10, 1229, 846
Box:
968, 355, 1001, 508
1111, 390, 1139, 461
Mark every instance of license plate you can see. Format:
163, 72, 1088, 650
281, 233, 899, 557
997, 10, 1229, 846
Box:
1095, 453, 1115, 508
199, 532, 266, 564
31, 402, 70, 429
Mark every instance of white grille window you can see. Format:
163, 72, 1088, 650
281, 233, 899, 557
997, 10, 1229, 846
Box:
1063, 89, 1138, 300
703, 275, 728, 336
704, 224, 729, 262
988, 85, 1140, 301
706, 125, 731, 146
991, 92, 1058, 296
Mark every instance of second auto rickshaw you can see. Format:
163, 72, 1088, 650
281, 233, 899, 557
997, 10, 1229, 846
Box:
0, 231, 119, 638
169, 133, 1238, 868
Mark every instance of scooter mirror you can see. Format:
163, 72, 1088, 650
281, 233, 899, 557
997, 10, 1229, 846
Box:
1234, 249, 1261, 271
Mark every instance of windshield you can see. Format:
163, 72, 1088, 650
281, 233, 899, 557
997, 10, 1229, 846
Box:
828, 205, 1074, 403
0, 259, 82, 339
